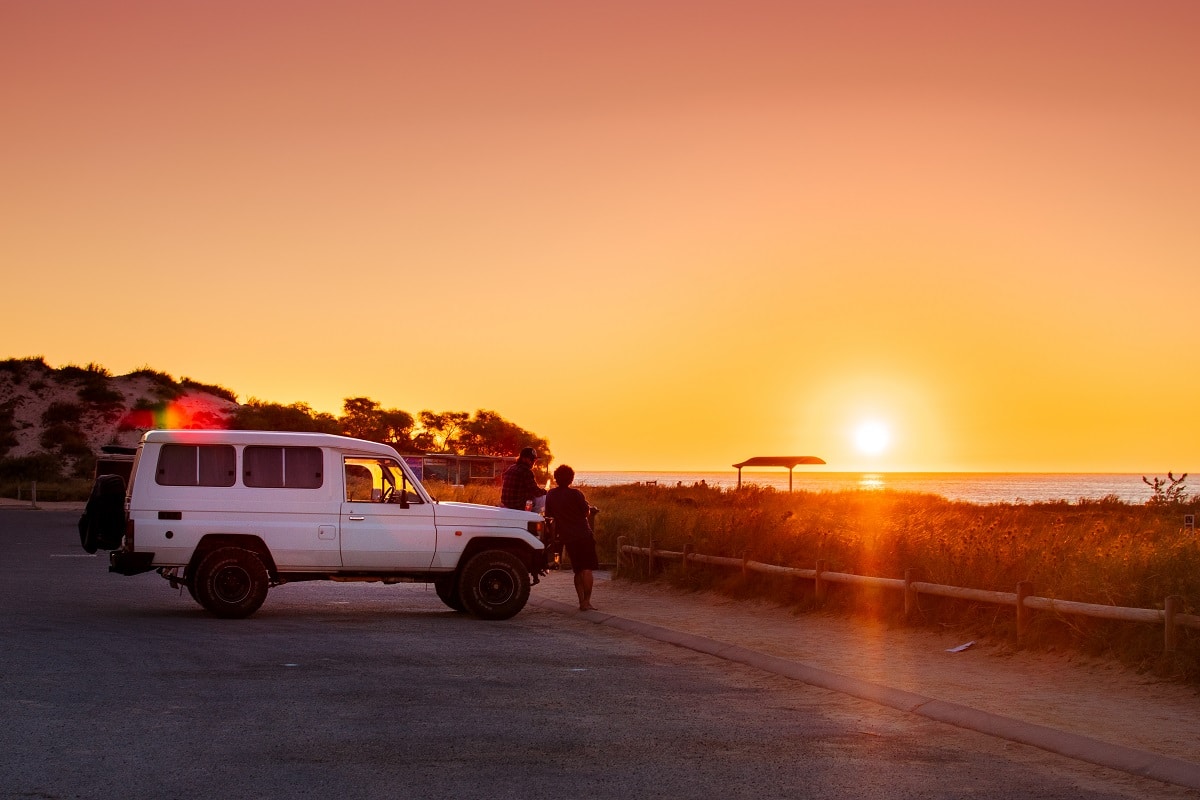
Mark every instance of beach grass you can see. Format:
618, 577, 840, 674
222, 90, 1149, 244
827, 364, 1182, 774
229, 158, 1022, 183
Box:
569, 482, 1200, 681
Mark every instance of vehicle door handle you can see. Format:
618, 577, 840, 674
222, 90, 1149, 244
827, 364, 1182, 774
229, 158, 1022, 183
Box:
348, 515, 366, 521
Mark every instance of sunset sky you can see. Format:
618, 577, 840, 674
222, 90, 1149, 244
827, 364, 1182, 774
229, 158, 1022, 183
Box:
3, 1, 1198, 473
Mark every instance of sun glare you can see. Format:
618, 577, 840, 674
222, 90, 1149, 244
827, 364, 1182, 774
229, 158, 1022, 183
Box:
853, 420, 891, 456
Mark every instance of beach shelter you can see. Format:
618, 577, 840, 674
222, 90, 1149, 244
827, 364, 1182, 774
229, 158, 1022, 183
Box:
732, 456, 826, 492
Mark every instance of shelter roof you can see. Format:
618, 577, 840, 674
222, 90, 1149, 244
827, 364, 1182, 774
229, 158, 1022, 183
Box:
732, 456, 825, 469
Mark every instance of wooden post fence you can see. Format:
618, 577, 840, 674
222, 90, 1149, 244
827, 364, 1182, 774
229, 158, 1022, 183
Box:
904, 569, 917, 618
614, 540, 1199, 655
1166, 595, 1179, 654
1017, 581, 1033, 640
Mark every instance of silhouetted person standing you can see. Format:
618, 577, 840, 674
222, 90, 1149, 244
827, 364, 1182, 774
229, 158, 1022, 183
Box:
545, 464, 599, 611
500, 447, 545, 510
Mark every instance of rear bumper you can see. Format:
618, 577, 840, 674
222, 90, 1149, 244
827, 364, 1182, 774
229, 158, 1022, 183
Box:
109, 550, 156, 576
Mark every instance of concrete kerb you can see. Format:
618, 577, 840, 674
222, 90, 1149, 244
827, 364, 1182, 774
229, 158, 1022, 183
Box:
528, 596, 1200, 792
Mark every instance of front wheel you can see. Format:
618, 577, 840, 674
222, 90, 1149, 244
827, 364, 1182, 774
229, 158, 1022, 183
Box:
458, 550, 530, 621
192, 547, 270, 619
434, 576, 465, 612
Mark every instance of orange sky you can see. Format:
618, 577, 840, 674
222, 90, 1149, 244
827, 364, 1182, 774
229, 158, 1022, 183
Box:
3, 1, 1198, 472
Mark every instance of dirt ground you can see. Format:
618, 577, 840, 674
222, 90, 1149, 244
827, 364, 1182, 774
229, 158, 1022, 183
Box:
532, 568, 1200, 766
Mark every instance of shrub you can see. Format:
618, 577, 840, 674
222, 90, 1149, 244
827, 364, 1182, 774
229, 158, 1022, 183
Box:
130, 366, 182, 399
42, 402, 83, 426
71, 452, 97, 479
180, 377, 238, 403
78, 382, 125, 406
0, 453, 63, 482
40, 423, 88, 453
0, 356, 48, 383
0, 400, 17, 455
54, 364, 91, 383
1143, 473, 1188, 506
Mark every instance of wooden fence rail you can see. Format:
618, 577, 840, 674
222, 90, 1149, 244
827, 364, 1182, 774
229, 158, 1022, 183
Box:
616, 537, 1200, 654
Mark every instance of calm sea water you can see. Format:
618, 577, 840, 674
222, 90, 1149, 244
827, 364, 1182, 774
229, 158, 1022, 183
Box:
573, 471, 1166, 505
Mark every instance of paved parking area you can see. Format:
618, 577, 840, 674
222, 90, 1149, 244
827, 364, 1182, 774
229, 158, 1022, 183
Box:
2, 509, 1195, 799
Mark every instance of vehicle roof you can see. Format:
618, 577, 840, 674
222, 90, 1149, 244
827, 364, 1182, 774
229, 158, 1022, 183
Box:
140, 429, 400, 457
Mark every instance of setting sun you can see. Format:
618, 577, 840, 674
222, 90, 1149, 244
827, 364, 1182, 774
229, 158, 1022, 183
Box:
853, 421, 892, 457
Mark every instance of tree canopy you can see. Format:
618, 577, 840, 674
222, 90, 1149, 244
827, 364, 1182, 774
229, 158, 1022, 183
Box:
229, 398, 550, 462
229, 400, 341, 434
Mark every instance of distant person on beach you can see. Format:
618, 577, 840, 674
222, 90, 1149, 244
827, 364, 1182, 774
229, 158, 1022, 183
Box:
501, 447, 546, 510
544, 464, 599, 611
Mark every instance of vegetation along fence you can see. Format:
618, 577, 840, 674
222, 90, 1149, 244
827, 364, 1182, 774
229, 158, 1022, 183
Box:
614, 537, 1200, 654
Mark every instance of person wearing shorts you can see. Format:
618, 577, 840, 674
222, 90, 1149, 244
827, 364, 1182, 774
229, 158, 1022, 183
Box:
544, 464, 599, 611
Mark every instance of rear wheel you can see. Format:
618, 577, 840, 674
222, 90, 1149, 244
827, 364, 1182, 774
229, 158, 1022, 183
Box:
458, 550, 530, 621
434, 576, 465, 612
192, 547, 270, 619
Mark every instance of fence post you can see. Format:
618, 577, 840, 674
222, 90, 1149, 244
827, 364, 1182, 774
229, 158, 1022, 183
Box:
815, 559, 826, 604
648, 537, 655, 576
741, 550, 749, 579
682, 541, 694, 576
1165, 595, 1179, 654
1016, 581, 1033, 640
614, 536, 627, 578
904, 569, 917, 618
31, 480, 39, 509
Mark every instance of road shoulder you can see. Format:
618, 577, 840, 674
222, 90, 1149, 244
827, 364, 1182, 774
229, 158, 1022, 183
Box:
531, 570, 1200, 790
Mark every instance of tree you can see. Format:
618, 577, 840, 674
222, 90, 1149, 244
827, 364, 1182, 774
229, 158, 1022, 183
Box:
418, 411, 470, 453
460, 409, 551, 462
416, 409, 551, 463
230, 400, 341, 433
339, 397, 421, 451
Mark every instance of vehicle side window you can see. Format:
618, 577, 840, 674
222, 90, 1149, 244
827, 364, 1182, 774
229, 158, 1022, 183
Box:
156, 445, 236, 487
244, 446, 323, 489
345, 464, 374, 501
344, 457, 423, 504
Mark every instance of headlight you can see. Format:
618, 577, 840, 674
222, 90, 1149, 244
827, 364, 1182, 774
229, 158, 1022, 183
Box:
527, 520, 544, 536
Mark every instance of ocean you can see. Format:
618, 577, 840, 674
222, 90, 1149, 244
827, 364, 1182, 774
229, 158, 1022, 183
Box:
572, 471, 1172, 505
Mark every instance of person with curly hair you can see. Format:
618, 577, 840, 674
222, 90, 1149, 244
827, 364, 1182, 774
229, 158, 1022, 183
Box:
544, 463, 599, 611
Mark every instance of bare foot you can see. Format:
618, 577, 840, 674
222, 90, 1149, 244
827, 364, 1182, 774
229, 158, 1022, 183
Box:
579, 604, 596, 611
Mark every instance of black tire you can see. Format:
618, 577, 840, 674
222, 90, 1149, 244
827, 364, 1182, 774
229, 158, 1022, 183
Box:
458, 550, 530, 621
79, 513, 97, 554
184, 568, 202, 606
191, 547, 270, 619
80, 474, 126, 553
434, 576, 465, 612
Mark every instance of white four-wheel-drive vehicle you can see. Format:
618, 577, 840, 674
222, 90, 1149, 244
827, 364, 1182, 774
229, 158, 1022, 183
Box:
80, 429, 547, 620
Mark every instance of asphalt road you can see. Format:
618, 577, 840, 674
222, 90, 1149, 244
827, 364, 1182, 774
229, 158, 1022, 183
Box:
1, 510, 1194, 800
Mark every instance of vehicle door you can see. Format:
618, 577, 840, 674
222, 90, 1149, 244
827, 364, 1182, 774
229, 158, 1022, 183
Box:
339, 456, 437, 569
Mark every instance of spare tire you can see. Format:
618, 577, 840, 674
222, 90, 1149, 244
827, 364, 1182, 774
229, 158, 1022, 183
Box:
80, 474, 126, 553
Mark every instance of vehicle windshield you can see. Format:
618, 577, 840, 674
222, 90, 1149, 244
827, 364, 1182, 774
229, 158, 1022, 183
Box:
343, 456, 423, 504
